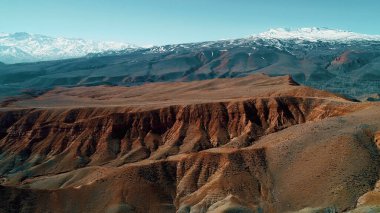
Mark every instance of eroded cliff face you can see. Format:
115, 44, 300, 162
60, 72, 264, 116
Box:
0, 74, 379, 213
0, 97, 355, 180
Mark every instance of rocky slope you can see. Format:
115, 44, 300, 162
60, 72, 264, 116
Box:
0, 74, 379, 213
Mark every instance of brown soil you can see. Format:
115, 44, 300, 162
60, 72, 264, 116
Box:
0, 74, 378, 213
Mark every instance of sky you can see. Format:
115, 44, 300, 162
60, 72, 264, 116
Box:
1, 0, 380, 46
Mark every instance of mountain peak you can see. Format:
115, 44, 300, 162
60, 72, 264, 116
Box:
251, 27, 380, 41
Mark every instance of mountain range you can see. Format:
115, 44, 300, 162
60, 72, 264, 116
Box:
1, 28, 380, 102
2, 28, 380, 64
0, 32, 138, 64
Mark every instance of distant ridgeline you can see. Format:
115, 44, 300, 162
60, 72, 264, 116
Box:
0, 28, 380, 101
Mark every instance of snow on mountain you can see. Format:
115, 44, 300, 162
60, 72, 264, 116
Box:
0, 32, 139, 64
251, 27, 380, 42
2, 28, 379, 64
146, 28, 380, 55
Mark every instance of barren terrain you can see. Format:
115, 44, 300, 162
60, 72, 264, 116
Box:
0, 74, 379, 213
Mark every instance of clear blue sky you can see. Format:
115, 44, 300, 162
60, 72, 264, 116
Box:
1, 0, 379, 46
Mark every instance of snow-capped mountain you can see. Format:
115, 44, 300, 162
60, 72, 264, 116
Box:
2, 28, 379, 64
1, 27, 380, 101
251, 27, 380, 42
0, 32, 139, 64
140, 27, 380, 55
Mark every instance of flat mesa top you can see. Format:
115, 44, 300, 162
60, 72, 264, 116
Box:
2, 74, 347, 110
